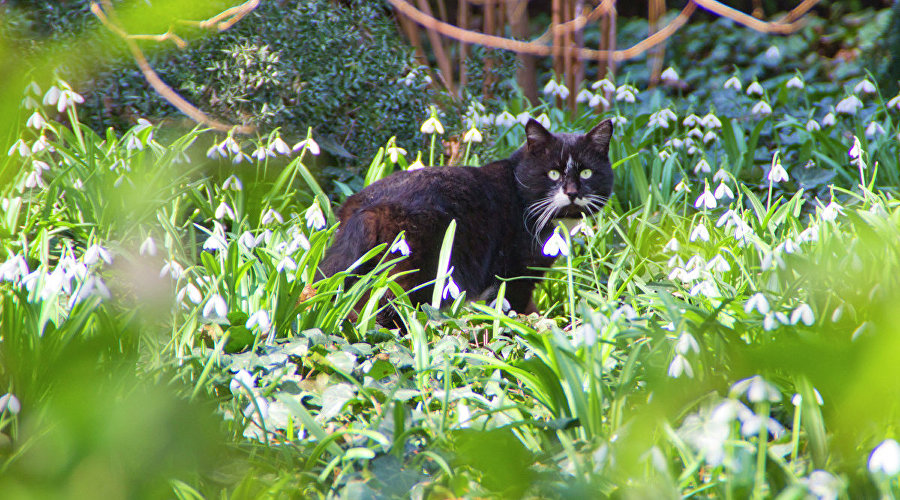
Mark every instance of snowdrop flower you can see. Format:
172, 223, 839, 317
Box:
457, 401, 471, 428
732, 375, 781, 403
701, 113, 722, 129
689, 221, 710, 242
495, 111, 517, 128
288, 138, 318, 157
542, 230, 569, 257
588, 93, 609, 108
462, 127, 483, 143
798, 225, 819, 243
84, 244, 113, 266
649, 109, 676, 129
706, 254, 731, 273
687, 127, 704, 140
869, 439, 900, 476
835, 95, 863, 115
569, 221, 595, 238
724, 75, 742, 91
8, 139, 30, 157
806, 119, 821, 132
611, 115, 627, 126
246, 309, 272, 334
887, 94, 900, 110
674, 179, 690, 193
740, 412, 785, 438
791, 303, 815, 326
714, 182, 734, 200
261, 208, 283, 225
202, 223, 227, 252
222, 175, 243, 192
690, 279, 718, 298
575, 89, 594, 103
702, 131, 718, 144
215, 201, 235, 221
159, 259, 184, 280
663, 238, 680, 253
746, 81, 764, 96
854, 78, 877, 95
202, 294, 228, 322
229, 369, 257, 395
385, 144, 407, 163
745, 293, 770, 315
125, 133, 144, 151
305, 202, 326, 230
56, 87, 84, 112
515, 112, 532, 126
0, 393, 21, 415
668, 354, 693, 378
682, 113, 701, 127
764, 45, 781, 62
24, 170, 44, 189
442, 275, 461, 300
542, 79, 560, 97
536, 113, 552, 128
390, 235, 411, 256
176, 283, 203, 305
591, 78, 616, 93
848, 136, 862, 160
251, 145, 274, 161
792, 389, 824, 407
615, 87, 636, 103
26, 111, 47, 130
820, 201, 843, 222
268, 136, 291, 156
786, 75, 804, 89
408, 153, 425, 170
694, 185, 717, 210
767, 161, 789, 184
31, 135, 50, 154
676, 333, 700, 355
276, 256, 297, 273
139, 236, 157, 256
802, 470, 841, 500
822, 112, 836, 126
865, 121, 885, 138
238, 231, 257, 249
752, 100, 772, 116
660, 67, 680, 83
43, 85, 61, 106
693, 158, 711, 174
420, 114, 445, 134
712, 169, 730, 183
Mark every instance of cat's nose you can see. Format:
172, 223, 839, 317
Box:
564, 184, 579, 201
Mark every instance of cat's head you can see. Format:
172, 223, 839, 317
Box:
515, 118, 614, 234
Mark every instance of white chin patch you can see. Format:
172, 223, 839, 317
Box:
574, 197, 589, 207
552, 188, 570, 209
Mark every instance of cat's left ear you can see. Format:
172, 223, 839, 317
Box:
585, 119, 614, 154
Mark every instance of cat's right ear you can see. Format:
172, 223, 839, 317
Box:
525, 119, 553, 152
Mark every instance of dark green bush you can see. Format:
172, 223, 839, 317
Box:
4, 0, 439, 165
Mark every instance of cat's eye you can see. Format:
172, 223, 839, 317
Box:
580, 169, 593, 180
547, 170, 561, 181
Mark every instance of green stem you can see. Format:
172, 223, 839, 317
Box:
753, 400, 771, 499
429, 134, 436, 166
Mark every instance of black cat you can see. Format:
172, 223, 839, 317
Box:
319, 118, 614, 327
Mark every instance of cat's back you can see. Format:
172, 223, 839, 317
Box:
336, 163, 512, 221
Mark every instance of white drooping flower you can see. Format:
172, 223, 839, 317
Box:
462, 127, 483, 143
724, 76, 742, 91
746, 81, 764, 96
745, 293, 770, 315
865, 121, 885, 138
822, 112, 837, 127
246, 309, 272, 334
853, 78, 877, 95
752, 100, 772, 116
0, 393, 21, 414
575, 89, 594, 103
768, 161, 789, 184
591, 78, 616, 93
675, 333, 700, 355
835, 95, 863, 115
292, 137, 320, 155
806, 119, 821, 132
763, 45, 781, 63
786, 75, 804, 89
139, 236, 157, 256
731, 375, 781, 403
390, 235, 411, 256
660, 67, 680, 83
689, 221, 710, 242
791, 303, 815, 326
202, 294, 228, 322
442, 275, 461, 300
706, 254, 731, 273
694, 186, 717, 210
668, 354, 693, 378
305, 202, 326, 230
215, 201, 235, 221
869, 439, 900, 476
714, 182, 734, 200
542, 230, 569, 257
693, 158, 711, 174
495, 111, 517, 128
268, 136, 291, 156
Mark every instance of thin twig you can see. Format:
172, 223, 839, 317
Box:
91, 2, 255, 133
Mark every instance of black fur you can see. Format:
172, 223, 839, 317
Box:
320, 118, 614, 327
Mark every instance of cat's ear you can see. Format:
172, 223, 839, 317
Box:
585, 119, 614, 154
525, 119, 553, 152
